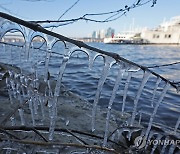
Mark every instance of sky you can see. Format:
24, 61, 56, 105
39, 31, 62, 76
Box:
0, 0, 180, 37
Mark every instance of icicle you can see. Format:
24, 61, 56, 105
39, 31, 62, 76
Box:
88, 52, 100, 70
168, 144, 176, 154
116, 129, 124, 141
173, 116, 180, 134
13, 74, 26, 126
48, 98, 57, 141
6, 78, 14, 105
127, 129, 135, 141
44, 37, 57, 82
150, 134, 163, 154
20, 75, 26, 97
44, 48, 51, 82
47, 72, 53, 96
54, 47, 89, 96
22, 27, 35, 61
65, 120, 70, 126
130, 71, 151, 126
18, 108, 25, 125
151, 77, 162, 107
138, 112, 142, 126
54, 48, 70, 97
121, 72, 133, 116
103, 65, 125, 146
144, 131, 157, 150
39, 96, 45, 121
31, 64, 38, 89
24, 41, 31, 60
6, 78, 16, 125
10, 117, 15, 126
9, 79, 17, 98
49, 116, 56, 140
28, 97, 35, 126
91, 56, 115, 132
17, 91, 26, 125
145, 83, 170, 140
33, 95, 38, 116
160, 136, 169, 154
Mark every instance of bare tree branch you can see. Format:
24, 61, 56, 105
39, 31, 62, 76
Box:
57, 0, 80, 21
1, 138, 119, 154
1, 99, 29, 125
1, 125, 127, 148
29, 0, 157, 28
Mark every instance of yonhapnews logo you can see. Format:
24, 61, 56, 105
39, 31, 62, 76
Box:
134, 136, 147, 149
134, 136, 180, 149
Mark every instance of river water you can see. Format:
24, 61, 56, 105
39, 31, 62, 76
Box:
0, 42, 180, 131
61, 43, 180, 130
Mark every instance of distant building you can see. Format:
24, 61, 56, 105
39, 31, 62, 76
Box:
99, 29, 105, 39
141, 16, 180, 44
92, 31, 97, 38
91, 27, 115, 39
105, 27, 115, 38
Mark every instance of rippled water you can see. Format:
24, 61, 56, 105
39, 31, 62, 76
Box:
62, 43, 180, 129
0, 42, 180, 130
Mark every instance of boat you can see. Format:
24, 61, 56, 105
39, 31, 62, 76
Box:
141, 16, 180, 44
104, 31, 141, 44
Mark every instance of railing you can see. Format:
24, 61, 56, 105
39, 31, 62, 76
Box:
0, 12, 179, 153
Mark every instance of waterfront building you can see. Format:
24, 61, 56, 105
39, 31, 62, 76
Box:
141, 16, 180, 44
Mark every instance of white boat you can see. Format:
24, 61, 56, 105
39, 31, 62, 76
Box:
104, 32, 137, 44
104, 31, 143, 44
141, 16, 180, 44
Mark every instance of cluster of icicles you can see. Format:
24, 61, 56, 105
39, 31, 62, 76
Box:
0, 18, 180, 151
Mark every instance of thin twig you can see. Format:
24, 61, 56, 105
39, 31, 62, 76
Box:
31, 127, 48, 142
1, 138, 119, 154
56, 0, 80, 22
0, 99, 29, 125
30, 0, 155, 26
0, 128, 20, 140
107, 126, 143, 141
65, 129, 88, 145
1, 125, 127, 149
147, 61, 180, 68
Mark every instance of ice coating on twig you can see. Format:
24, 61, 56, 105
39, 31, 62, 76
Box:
173, 116, 180, 134
131, 71, 151, 126
103, 64, 125, 146
145, 83, 170, 140
122, 71, 133, 116
151, 77, 161, 107
43, 36, 57, 82
91, 56, 116, 132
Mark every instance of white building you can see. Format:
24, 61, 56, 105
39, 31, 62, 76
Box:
141, 16, 180, 44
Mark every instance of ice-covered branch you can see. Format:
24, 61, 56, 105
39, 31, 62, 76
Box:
0, 11, 178, 91
147, 61, 180, 68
